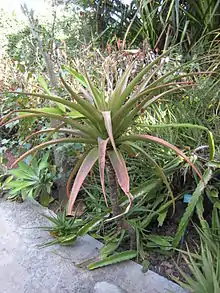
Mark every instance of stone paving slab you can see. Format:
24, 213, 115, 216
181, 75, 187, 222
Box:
0, 199, 187, 293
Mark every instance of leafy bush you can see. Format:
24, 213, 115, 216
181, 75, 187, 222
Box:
5, 153, 55, 206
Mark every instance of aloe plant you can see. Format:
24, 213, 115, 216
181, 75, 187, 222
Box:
1, 52, 211, 248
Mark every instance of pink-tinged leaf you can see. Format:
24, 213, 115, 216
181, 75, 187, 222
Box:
102, 111, 117, 152
119, 134, 203, 181
108, 150, 133, 219
66, 153, 88, 198
10, 138, 95, 169
67, 148, 98, 215
98, 137, 109, 207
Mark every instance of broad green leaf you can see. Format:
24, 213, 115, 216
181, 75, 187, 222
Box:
6, 180, 35, 190
9, 168, 38, 180
87, 250, 137, 270
147, 235, 173, 247
38, 153, 50, 172
39, 193, 51, 207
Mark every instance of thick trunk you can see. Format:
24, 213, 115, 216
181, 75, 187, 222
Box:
106, 156, 136, 249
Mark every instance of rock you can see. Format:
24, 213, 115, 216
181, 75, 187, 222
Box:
93, 282, 124, 293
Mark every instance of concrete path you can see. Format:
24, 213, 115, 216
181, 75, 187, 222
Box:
0, 199, 187, 293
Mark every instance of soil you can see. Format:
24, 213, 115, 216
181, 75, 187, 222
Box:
148, 221, 200, 283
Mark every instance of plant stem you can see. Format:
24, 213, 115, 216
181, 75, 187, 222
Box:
106, 156, 136, 249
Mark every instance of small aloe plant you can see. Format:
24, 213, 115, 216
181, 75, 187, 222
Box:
1, 51, 213, 248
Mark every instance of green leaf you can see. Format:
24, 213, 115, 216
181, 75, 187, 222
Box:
6, 180, 35, 189
127, 142, 175, 213
144, 123, 215, 161
100, 230, 125, 258
157, 211, 168, 227
84, 70, 106, 110
87, 250, 137, 270
147, 235, 173, 248
67, 110, 84, 119
40, 193, 50, 207
118, 134, 203, 181
38, 75, 66, 112
60, 75, 102, 124
38, 75, 51, 95
31, 107, 64, 115
77, 214, 104, 236
173, 168, 213, 247
142, 259, 150, 273
62, 66, 87, 87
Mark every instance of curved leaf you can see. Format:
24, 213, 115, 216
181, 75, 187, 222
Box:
1, 114, 39, 128
60, 75, 102, 123
84, 70, 106, 110
113, 84, 192, 133
29, 107, 64, 115
2, 109, 98, 138
110, 47, 174, 112
118, 134, 203, 181
145, 123, 215, 161
109, 62, 134, 107
18, 127, 86, 152
66, 153, 88, 198
108, 150, 133, 219
102, 111, 117, 151
67, 148, 99, 215
11, 138, 95, 169
87, 250, 137, 270
98, 137, 109, 207
62, 65, 87, 87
